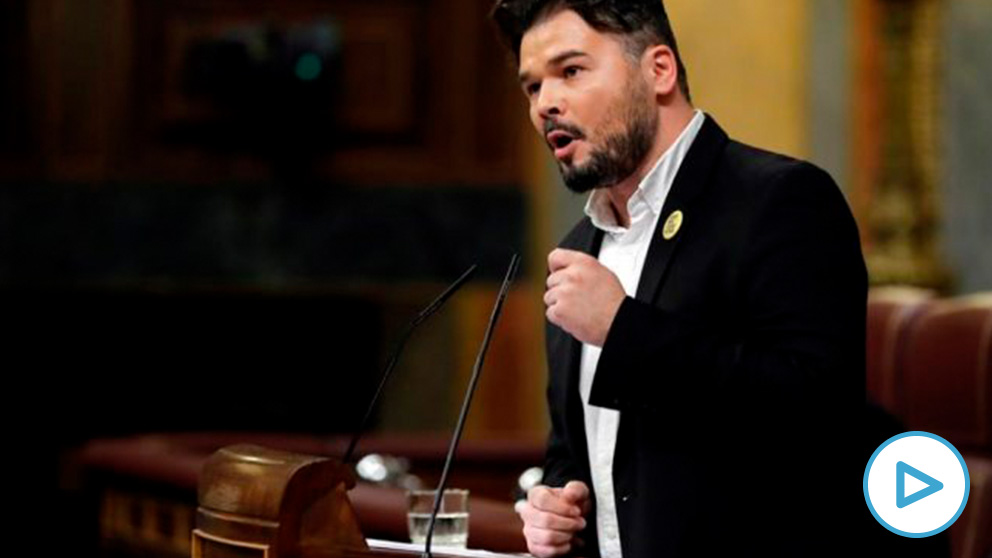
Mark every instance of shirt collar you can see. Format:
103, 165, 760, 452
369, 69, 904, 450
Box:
584, 110, 706, 233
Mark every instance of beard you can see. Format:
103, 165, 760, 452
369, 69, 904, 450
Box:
556, 79, 658, 194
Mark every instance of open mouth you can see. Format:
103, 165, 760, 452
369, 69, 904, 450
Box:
548, 131, 574, 150
546, 130, 579, 159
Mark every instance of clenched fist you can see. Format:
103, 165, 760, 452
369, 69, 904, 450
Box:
545, 248, 626, 347
515, 481, 591, 558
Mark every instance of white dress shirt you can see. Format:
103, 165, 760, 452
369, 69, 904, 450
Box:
578, 110, 705, 558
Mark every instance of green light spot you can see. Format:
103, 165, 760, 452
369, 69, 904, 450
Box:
295, 53, 322, 81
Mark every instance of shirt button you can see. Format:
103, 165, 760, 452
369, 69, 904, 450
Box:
605, 526, 618, 539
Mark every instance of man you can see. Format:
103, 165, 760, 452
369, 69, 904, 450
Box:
491, 1, 868, 557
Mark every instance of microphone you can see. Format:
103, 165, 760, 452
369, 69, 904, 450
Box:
422, 254, 520, 558
342, 264, 478, 464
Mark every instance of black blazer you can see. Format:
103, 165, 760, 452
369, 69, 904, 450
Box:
542, 116, 868, 557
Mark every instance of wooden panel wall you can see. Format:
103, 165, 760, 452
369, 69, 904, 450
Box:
0, 0, 548, 441
1, 0, 526, 187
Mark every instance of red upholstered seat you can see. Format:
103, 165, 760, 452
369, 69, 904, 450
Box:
866, 287, 935, 417
863, 289, 990, 558
956, 455, 992, 558
900, 294, 992, 452
893, 293, 991, 558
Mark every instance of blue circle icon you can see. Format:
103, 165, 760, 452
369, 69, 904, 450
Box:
863, 431, 970, 538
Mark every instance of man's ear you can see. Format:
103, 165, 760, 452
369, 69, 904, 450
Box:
642, 44, 679, 97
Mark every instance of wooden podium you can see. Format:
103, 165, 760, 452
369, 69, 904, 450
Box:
193, 444, 392, 558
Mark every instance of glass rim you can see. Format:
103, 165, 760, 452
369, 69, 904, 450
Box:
406, 488, 469, 496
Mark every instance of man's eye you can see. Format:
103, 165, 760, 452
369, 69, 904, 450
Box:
563, 66, 582, 78
526, 83, 541, 97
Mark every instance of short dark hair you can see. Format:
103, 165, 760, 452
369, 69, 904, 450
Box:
490, 0, 691, 101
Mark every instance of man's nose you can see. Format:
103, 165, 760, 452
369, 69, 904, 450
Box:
536, 83, 564, 121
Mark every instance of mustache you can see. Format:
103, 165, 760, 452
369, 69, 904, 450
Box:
543, 118, 586, 140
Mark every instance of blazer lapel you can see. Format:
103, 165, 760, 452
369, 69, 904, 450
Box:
634, 116, 729, 304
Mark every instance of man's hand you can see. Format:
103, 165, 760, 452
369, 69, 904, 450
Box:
545, 248, 626, 347
515, 481, 591, 558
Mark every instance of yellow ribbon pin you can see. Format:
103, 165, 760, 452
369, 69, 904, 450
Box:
663, 210, 683, 240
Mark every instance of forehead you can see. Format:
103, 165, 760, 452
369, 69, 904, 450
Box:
518, 9, 620, 73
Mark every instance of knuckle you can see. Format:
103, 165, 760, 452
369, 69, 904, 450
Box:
530, 511, 554, 529
517, 504, 535, 523
522, 525, 537, 541
539, 488, 563, 510
540, 529, 568, 546
525, 526, 549, 546
529, 486, 550, 506
531, 529, 552, 545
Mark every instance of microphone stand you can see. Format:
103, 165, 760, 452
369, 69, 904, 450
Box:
342, 264, 477, 464
422, 254, 520, 558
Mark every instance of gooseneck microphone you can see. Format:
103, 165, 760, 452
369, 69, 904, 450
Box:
422, 254, 520, 558
342, 264, 478, 464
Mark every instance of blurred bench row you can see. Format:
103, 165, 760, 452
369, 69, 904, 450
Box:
866, 288, 991, 557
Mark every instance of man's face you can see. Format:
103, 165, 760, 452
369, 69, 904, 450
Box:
518, 9, 658, 193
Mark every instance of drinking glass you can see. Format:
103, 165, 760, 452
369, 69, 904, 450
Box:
406, 488, 470, 548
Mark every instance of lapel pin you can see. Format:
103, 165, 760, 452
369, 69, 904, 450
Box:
663, 210, 683, 240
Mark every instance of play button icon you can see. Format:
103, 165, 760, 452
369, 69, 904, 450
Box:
864, 431, 970, 538
896, 461, 943, 508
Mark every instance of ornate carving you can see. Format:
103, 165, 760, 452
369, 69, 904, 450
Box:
854, 0, 949, 288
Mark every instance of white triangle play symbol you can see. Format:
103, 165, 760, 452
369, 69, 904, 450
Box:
904, 473, 928, 498
896, 461, 944, 508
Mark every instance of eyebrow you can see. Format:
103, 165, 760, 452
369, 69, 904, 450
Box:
518, 49, 590, 83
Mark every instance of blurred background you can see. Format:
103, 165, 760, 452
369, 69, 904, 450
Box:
1, 0, 989, 556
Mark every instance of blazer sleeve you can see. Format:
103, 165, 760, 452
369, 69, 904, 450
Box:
542, 416, 579, 488
541, 324, 583, 488
589, 162, 867, 415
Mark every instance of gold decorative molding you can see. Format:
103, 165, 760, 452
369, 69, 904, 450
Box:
853, 0, 949, 288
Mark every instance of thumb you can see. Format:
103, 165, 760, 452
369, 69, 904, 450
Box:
561, 480, 590, 505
